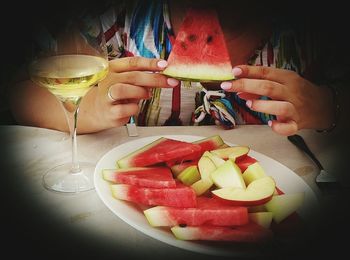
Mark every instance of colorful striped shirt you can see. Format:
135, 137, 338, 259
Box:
100, 0, 319, 128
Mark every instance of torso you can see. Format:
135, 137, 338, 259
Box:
100, 0, 312, 127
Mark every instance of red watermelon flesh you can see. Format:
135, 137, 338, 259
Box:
144, 197, 248, 227
162, 8, 234, 82
235, 155, 258, 172
102, 167, 176, 188
111, 182, 197, 208
171, 222, 273, 242
165, 135, 225, 167
117, 138, 202, 168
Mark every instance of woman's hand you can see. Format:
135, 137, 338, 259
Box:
79, 57, 179, 133
220, 65, 335, 136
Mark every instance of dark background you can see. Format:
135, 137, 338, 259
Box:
1, 1, 350, 259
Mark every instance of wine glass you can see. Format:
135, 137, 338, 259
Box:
28, 14, 108, 193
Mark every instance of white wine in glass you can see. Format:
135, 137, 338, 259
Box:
28, 15, 109, 193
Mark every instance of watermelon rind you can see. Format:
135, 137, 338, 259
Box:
162, 70, 234, 83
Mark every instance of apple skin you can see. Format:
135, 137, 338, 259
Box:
212, 176, 276, 206
242, 162, 266, 185
210, 160, 246, 189
264, 192, 305, 224
211, 146, 250, 160
249, 212, 273, 229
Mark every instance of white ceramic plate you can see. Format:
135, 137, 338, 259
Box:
94, 135, 319, 257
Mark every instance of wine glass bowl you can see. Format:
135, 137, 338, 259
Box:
28, 15, 108, 193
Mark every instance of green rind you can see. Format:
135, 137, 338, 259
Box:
110, 184, 129, 201
171, 226, 197, 240
144, 206, 174, 227
102, 169, 117, 182
193, 135, 224, 146
191, 179, 213, 196
177, 165, 201, 186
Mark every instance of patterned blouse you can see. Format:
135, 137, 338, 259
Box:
100, 0, 319, 128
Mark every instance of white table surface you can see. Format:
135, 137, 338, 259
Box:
1, 124, 348, 259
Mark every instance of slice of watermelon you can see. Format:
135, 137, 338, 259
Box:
165, 135, 225, 167
171, 222, 273, 242
102, 167, 176, 188
162, 8, 233, 82
111, 183, 197, 208
117, 137, 202, 168
144, 197, 248, 227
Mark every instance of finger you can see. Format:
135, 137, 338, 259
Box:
109, 57, 168, 73
233, 65, 298, 84
114, 71, 179, 88
236, 92, 261, 100
222, 79, 285, 99
116, 117, 133, 127
246, 99, 296, 118
110, 103, 139, 120
108, 83, 150, 102
268, 120, 298, 136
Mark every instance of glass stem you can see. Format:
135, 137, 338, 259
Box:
71, 105, 81, 173
62, 99, 82, 174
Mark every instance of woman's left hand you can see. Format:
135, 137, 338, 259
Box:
220, 65, 335, 136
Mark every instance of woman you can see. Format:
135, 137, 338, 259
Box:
7, 0, 343, 136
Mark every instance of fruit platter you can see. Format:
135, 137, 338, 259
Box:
94, 135, 319, 256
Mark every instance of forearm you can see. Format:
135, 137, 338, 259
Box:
8, 80, 106, 134
9, 80, 69, 132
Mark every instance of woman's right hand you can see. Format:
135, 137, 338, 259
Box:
80, 57, 179, 133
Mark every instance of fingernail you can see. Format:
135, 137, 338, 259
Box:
246, 100, 252, 108
167, 78, 179, 87
220, 81, 232, 90
268, 120, 273, 127
232, 67, 243, 77
157, 60, 168, 68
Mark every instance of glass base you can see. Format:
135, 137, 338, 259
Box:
42, 162, 95, 193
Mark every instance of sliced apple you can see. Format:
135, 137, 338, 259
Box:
190, 155, 216, 196
197, 155, 217, 180
211, 146, 250, 160
210, 160, 246, 189
242, 162, 266, 185
202, 151, 225, 167
212, 176, 276, 206
264, 192, 305, 224
249, 212, 273, 229
177, 165, 201, 185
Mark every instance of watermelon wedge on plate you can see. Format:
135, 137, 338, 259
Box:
162, 8, 234, 82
